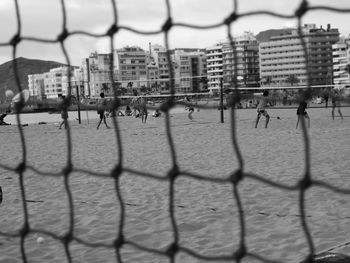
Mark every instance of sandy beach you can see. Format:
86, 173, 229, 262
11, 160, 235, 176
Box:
1, 106, 350, 263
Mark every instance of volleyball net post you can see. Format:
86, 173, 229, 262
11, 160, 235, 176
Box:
220, 78, 224, 123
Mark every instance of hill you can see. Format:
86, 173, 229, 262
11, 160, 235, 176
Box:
0, 57, 65, 103
255, 28, 292, 43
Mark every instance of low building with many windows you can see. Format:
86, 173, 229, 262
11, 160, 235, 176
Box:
28, 66, 79, 99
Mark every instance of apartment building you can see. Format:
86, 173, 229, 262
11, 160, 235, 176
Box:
173, 50, 191, 93
113, 46, 148, 93
145, 44, 159, 93
149, 45, 207, 94
81, 52, 113, 98
222, 32, 260, 90
190, 53, 207, 93
332, 37, 350, 89
28, 73, 45, 99
150, 44, 171, 93
206, 44, 223, 94
69, 67, 85, 98
259, 24, 340, 87
28, 66, 83, 99
146, 61, 159, 93
172, 49, 207, 93
40, 67, 72, 99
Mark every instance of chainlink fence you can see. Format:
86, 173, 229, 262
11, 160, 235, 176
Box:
1, 0, 350, 262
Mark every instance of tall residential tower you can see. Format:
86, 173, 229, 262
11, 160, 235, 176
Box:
259, 24, 339, 87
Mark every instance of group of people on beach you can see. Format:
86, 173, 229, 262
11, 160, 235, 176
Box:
3, 88, 344, 130
254, 89, 344, 129
95, 92, 150, 128
57, 92, 112, 130
57, 92, 164, 130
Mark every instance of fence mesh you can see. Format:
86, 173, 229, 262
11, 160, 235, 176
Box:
1, 0, 350, 262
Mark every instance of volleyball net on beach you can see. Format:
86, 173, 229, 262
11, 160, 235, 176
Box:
1, 0, 350, 262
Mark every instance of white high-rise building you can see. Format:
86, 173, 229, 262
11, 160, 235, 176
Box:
206, 44, 223, 94
332, 37, 350, 89
151, 44, 170, 93
222, 32, 260, 90
28, 73, 45, 99
43, 67, 71, 99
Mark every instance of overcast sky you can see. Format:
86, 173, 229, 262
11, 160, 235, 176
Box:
1, 0, 350, 66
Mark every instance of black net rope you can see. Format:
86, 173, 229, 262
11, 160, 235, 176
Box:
1, 0, 350, 262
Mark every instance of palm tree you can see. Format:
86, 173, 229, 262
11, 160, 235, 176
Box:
127, 82, 134, 95
261, 76, 272, 86
199, 76, 208, 91
285, 74, 299, 86
101, 83, 110, 94
346, 64, 350, 73
345, 64, 350, 82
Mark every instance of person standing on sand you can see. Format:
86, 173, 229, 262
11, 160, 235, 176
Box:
125, 105, 132, 116
322, 88, 329, 109
188, 105, 194, 120
331, 89, 343, 120
255, 90, 270, 128
58, 96, 68, 129
139, 97, 148, 123
296, 100, 310, 129
282, 89, 288, 106
96, 92, 110, 129
0, 112, 10, 125
185, 96, 194, 120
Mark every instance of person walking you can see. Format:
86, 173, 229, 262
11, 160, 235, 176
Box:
331, 89, 343, 120
188, 105, 194, 120
96, 92, 110, 129
255, 90, 270, 128
185, 96, 195, 120
139, 97, 148, 123
322, 88, 329, 109
282, 89, 288, 106
58, 96, 68, 129
296, 100, 310, 129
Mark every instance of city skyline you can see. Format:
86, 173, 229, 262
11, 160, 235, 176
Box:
1, 0, 350, 66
